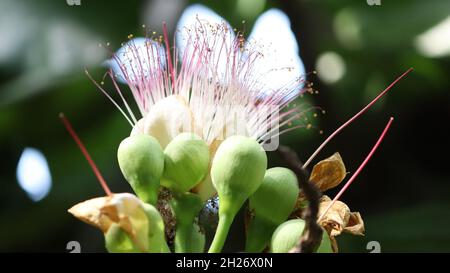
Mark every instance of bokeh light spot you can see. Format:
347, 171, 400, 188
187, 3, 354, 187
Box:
16, 147, 52, 202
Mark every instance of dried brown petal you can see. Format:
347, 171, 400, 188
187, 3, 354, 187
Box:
317, 195, 365, 237
68, 196, 114, 232
330, 235, 339, 253
345, 212, 365, 236
68, 193, 149, 251
319, 195, 332, 203
316, 195, 365, 252
310, 153, 346, 192
318, 197, 350, 237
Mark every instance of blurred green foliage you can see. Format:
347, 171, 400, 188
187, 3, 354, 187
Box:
0, 0, 449, 252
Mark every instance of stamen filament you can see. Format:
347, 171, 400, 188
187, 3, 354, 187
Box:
303, 68, 413, 168
85, 70, 134, 127
59, 113, 113, 196
162, 21, 176, 91
317, 117, 394, 222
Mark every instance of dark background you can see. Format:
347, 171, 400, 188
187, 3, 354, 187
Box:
0, 0, 449, 252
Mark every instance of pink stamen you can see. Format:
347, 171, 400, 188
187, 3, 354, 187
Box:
85, 69, 134, 127
92, 21, 313, 145
303, 68, 413, 168
317, 117, 394, 221
162, 21, 176, 91
59, 113, 113, 196
108, 70, 138, 124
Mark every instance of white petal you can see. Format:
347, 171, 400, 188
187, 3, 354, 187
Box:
176, 4, 236, 81
107, 37, 166, 84
248, 9, 305, 100
143, 95, 195, 148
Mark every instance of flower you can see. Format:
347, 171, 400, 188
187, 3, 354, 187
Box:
66, 4, 411, 253
93, 5, 309, 200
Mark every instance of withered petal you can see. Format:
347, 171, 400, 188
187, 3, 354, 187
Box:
318, 197, 350, 237
310, 152, 346, 192
330, 235, 339, 253
68, 196, 115, 233
68, 193, 150, 251
344, 212, 365, 236
317, 195, 365, 238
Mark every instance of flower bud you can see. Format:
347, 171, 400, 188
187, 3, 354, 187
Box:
250, 167, 299, 223
191, 139, 222, 201
270, 219, 333, 253
246, 167, 299, 252
208, 135, 267, 253
117, 134, 164, 205
211, 136, 267, 216
162, 133, 209, 193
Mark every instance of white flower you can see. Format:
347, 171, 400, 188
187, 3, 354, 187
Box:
93, 4, 308, 200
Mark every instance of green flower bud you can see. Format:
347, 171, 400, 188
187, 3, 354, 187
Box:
117, 134, 164, 205
162, 133, 210, 193
250, 167, 299, 223
246, 167, 299, 252
270, 219, 333, 253
208, 135, 267, 253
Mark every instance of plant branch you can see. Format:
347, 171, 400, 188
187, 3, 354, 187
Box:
278, 145, 323, 253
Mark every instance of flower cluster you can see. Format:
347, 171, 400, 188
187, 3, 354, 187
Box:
65, 4, 410, 253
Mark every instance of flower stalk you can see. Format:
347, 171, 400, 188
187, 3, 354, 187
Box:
171, 192, 205, 253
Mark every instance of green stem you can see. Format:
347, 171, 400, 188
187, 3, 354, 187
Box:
159, 238, 171, 253
175, 223, 205, 253
175, 225, 190, 253
171, 192, 205, 253
208, 213, 234, 253
128, 178, 159, 206
245, 216, 276, 253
